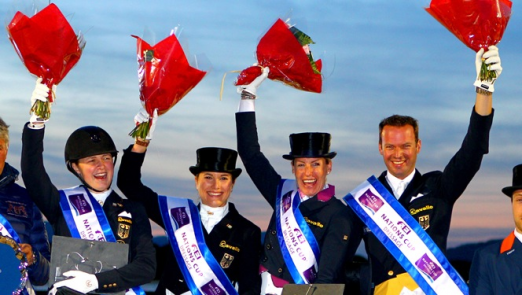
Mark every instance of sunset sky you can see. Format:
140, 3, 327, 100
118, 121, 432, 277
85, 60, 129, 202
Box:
1, 0, 521, 250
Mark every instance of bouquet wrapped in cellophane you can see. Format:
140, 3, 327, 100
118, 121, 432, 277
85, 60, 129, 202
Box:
426, 0, 512, 82
129, 31, 207, 139
235, 18, 323, 93
6, 3, 85, 120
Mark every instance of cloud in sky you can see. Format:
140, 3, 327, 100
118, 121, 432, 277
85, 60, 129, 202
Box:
1, 0, 521, 246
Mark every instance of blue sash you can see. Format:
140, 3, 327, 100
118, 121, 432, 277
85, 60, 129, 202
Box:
0, 214, 22, 243
60, 187, 145, 295
343, 176, 468, 295
275, 179, 320, 284
159, 195, 238, 295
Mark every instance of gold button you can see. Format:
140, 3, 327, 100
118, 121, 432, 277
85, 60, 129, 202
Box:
103, 285, 107, 288
114, 283, 117, 286
388, 270, 394, 276
266, 244, 272, 250
278, 268, 283, 273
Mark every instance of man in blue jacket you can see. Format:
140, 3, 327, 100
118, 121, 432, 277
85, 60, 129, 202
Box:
0, 117, 50, 293
469, 164, 522, 295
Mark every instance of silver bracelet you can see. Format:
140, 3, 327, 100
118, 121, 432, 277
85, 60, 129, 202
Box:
241, 91, 256, 100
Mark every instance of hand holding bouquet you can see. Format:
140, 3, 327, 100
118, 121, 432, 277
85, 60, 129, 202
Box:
425, 0, 512, 88
129, 32, 207, 139
235, 18, 323, 93
7, 3, 85, 120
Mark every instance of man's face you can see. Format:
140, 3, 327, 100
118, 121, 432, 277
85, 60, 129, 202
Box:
72, 153, 114, 192
379, 125, 421, 180
195, 172, 234, 208
512, 190, 522, 234
292, 157, 332, 197
0, 139, 7, 174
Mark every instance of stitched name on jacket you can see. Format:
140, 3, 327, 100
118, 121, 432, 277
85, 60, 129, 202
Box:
410, 205, 433, 215
220, 240, 240, 252
305, 217, 324, 228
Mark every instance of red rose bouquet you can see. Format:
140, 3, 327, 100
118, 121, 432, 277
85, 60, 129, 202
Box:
7, 3, 85, 120
235, 18, 323, 93
426, 0, 512, 82
129, 33, 207, 139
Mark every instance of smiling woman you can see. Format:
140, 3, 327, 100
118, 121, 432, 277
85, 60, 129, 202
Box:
117, 112, 262, 294
20, 81, 156, 294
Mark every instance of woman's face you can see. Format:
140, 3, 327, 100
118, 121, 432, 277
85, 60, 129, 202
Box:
72, 153, 114, 192
195, 171, 234, 208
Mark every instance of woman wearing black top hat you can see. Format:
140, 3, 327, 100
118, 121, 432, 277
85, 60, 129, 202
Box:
117, 109, 261, 295
234, 68, 363, 294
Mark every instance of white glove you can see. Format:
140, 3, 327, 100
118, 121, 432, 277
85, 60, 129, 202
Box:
50, 270, 98, 294
236, 66, 269, 97
30, 77, 56, 125
134, 108, 158, 140
474, 45, 502, 92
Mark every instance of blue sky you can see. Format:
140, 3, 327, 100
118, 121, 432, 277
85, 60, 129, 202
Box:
1, 0, 521, 248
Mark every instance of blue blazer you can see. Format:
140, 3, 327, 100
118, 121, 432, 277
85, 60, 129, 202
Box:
469, 231, 522, 295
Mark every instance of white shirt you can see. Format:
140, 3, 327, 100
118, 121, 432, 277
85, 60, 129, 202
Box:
385, 170, 415, 199
91, 189, 112, 206
200, 202, 229, 233
514, 228, 522, 244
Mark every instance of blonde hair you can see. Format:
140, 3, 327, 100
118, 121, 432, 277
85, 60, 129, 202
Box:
0, 117, 9, 146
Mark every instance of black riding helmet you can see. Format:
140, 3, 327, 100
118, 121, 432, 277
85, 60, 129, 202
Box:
64, 126, 118, 191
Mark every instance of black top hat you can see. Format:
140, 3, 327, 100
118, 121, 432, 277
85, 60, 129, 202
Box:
282, 132, 337, 160
502, 164, 522, 197
189, 147, 242, 179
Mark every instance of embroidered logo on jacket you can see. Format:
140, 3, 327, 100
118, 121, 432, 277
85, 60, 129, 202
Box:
117, 212, 133, 240
418, 215, 430, 230
220, 253, 235, 269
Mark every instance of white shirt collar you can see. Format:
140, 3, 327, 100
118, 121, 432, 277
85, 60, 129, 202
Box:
385, 170, 415, 198
90, 189, 112, 206
200, 202, 229, 233
514, 229, 522, 244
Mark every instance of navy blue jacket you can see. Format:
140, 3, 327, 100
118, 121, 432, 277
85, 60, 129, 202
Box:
366, 109, 493, 288
469, 231, 522, 295
236, 112, 363, 284
21, 124, 156, 293
0, 162, 50, 287
117, 146, 262, 295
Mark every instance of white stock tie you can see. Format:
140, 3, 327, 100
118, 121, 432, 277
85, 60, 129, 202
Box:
396, 181, 406, 198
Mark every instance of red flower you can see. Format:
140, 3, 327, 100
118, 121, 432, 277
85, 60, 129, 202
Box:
236, 18, 323, 93
130, 34, 207, 139
7, 3, 84, 105
426, 0, 512, 52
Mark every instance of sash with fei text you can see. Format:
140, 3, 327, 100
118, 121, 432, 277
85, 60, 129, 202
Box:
275, 179, 320, 284
59, 186, 145, 295
159, 195, 238, 295
342, 176, 468, 295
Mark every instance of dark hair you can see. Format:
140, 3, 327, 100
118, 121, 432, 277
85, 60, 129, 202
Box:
379, 115, 419, 144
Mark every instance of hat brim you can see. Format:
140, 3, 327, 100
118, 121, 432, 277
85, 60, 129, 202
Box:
282, 151, 337, 160
189, 166, 242, 179
502, 185, 522, 197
